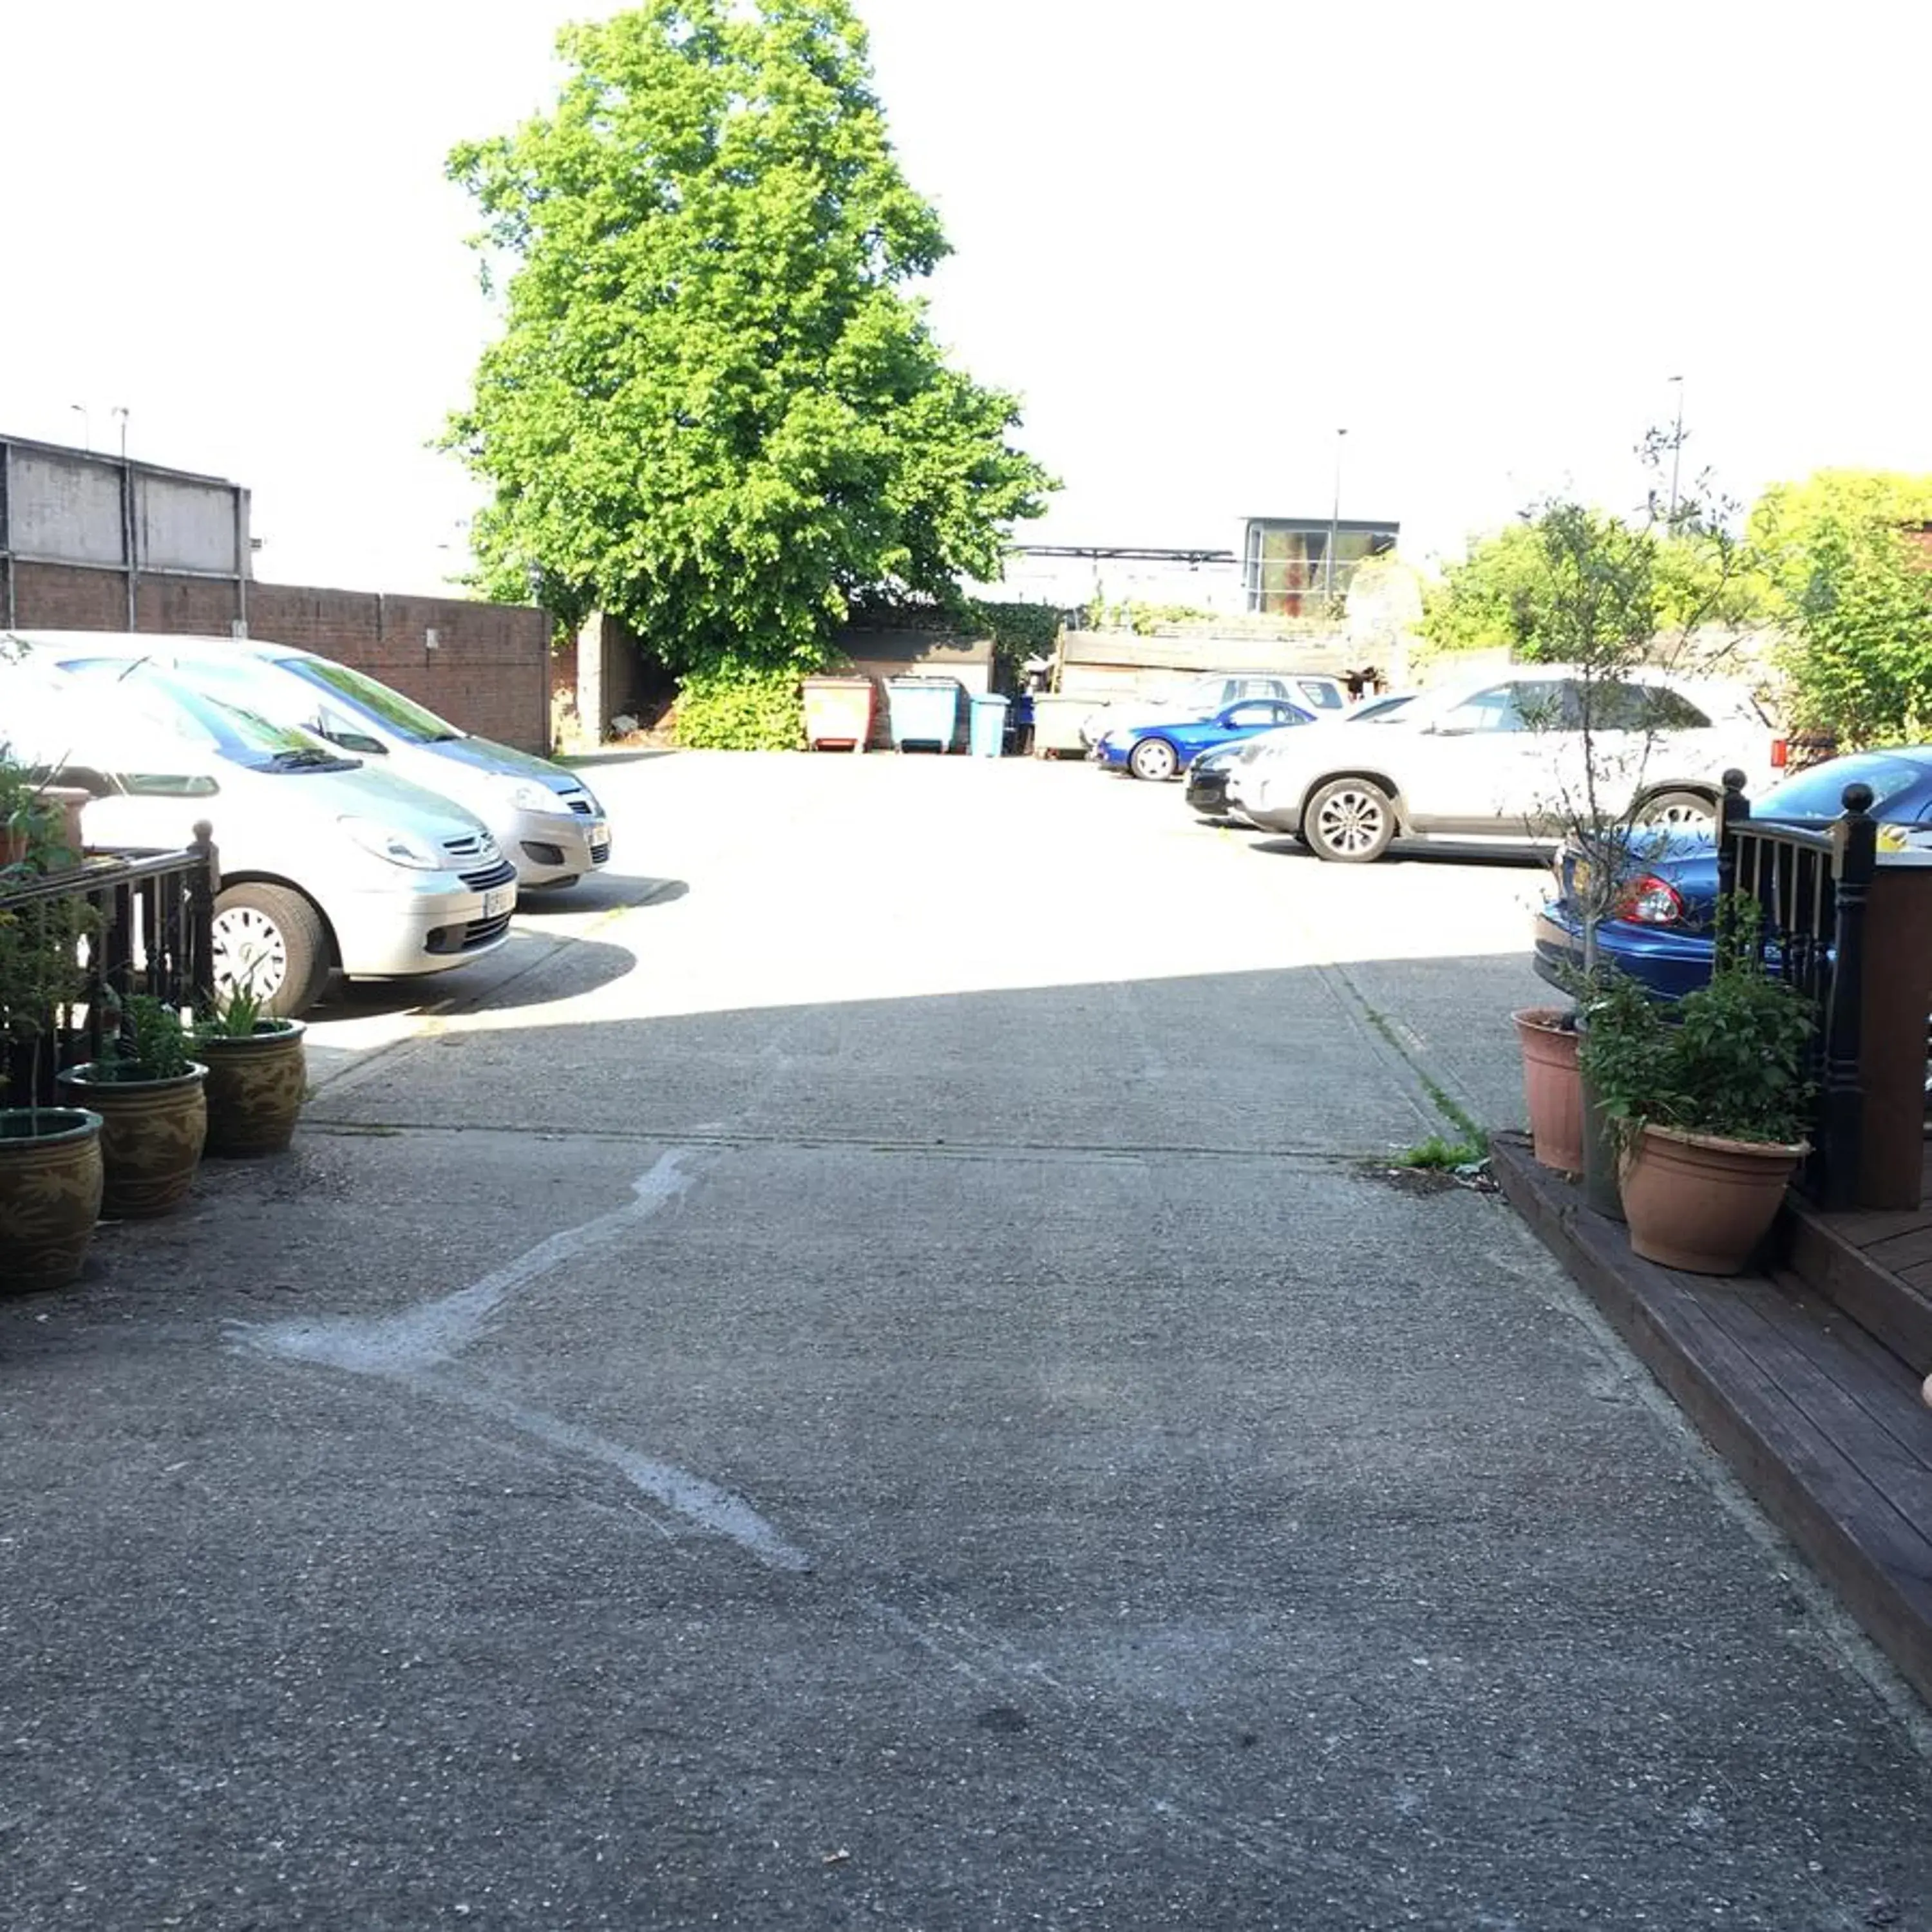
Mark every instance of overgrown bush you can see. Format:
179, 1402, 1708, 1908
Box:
672, 665, 807, 752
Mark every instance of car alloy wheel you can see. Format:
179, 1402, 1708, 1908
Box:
1633, 789, 1713, 833
1128, 738, 1179, 782
1307, 779, 1395, 862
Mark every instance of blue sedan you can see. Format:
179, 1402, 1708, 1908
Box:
1533, 748, 1932, 998
1094, 697, 1314, 782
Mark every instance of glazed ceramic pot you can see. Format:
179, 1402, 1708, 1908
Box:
0, 1107, 104, 1290
193, 1020, 306, 1157
55, 1063, 207, 1219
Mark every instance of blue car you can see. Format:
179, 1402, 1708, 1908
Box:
1533, 748, 1932, 998
1094, 697, 1314, 782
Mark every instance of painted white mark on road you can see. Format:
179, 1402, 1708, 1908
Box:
413, 1370, 812, 1573
252, 1153, 700, 1374
234, 1150, 812, 1572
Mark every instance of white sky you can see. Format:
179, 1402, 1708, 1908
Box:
5, 1, 1928, 596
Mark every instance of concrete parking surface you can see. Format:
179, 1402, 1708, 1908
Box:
5, 750, 1932, 1930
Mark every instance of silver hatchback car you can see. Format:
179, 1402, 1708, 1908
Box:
2, 658, 517, 1016
17, 632, 612, 891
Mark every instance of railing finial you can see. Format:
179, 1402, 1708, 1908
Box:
1842, 782, 1876, 818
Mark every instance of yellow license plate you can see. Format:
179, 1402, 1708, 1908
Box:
1571, 858, 1592, 898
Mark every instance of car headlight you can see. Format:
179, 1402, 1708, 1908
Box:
339, 817, 444, 870
497, 777, 560, 813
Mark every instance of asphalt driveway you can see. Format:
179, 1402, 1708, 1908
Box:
4, 751, 1930, 1930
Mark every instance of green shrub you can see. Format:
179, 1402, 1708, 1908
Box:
673, 665, 808, 752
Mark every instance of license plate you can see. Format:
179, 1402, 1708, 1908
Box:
483, 886, 515, 919
1570, 858, 1592, 900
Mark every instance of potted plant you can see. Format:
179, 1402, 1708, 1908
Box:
191, 974, 307, 1157
57, 994, 207, 1219
1486, 443, 1753, 1200
0, 784, 105, 1290
1578, 908, 1812, 1275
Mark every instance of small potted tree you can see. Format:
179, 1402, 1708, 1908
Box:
191, 972, 308, 1157
57, 994, 208, 1219
1577, 907, 1812, 1274
1495, 436, 1754, 1198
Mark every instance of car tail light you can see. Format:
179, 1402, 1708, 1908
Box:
1771, 737, 1789, 769
1617, 875, 1685, 925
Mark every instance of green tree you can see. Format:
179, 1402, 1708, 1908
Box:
1421, 516, 1758, 660
1750, 470, 1932, 748
446, 0, 1054, 676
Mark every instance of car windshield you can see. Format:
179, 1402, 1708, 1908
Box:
285, 658, 463, 744
1756, 752, 1932, 822
1350, 694, 1415, 722
55, 659, 354, 772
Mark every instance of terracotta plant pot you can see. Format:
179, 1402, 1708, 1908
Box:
1512, 1007, 1584, 1174
194, 1020, 307, 1157
1619, 1124, 1805, 1276
0, 1107, 105, 1291
56, 1063, 207, 1220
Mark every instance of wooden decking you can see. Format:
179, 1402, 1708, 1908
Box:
1788, 1142, 1932, 1376
1493, 1132, 1932, 1707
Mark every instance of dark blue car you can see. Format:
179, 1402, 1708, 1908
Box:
1092, 697, 1314, 782
1533, 749, 1932, 998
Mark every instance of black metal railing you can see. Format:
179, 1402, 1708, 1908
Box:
1716, 771, 1876, 1209
0, 823, 218, 1110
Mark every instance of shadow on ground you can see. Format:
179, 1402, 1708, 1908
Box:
515, 873, 688, 917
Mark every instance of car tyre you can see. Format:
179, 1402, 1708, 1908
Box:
1632, 788, 1714, 834
1128, 738, 1180, 782
1305, 777, 1396, 862
211, 883, 331, 1019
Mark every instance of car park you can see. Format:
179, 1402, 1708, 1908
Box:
0, 658, 518, 1016
1079, 671, 1347, 747
1092, 697, 1314, 782
1532, 747, 1932, 999
11, 631, 610, 891
1223, 664, 1781, 863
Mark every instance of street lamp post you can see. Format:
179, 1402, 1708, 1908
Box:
111, 406, 129, 461
1666, 375, 1685, 526
68, 403, 90, 453
1325, 427, 1348, 606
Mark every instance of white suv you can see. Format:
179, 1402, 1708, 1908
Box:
1222, 664, 1779, 862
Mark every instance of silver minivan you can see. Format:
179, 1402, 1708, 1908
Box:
15, 632, 611, 891
0, 656, 518, 1016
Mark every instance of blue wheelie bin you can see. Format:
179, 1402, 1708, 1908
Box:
968, 692, 1010, 757
884, 676, 961, 752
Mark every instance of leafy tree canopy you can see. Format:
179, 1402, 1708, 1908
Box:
1750, 470, 1932, 748
1421, 511, 1757, 661
446, 0, 1055, 673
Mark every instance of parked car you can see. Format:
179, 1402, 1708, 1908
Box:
1093, 697, 1315, 782
12, 631, 609, 890
1185, 692, 1421, 820
0, 658, 518, 1016
1080, 671, 1347, 747
1533, 747, 1932, 999
1223, 664, 1782, 862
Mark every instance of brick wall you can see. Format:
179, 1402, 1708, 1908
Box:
3, 562, 552, 752
248, 585, 551, 751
